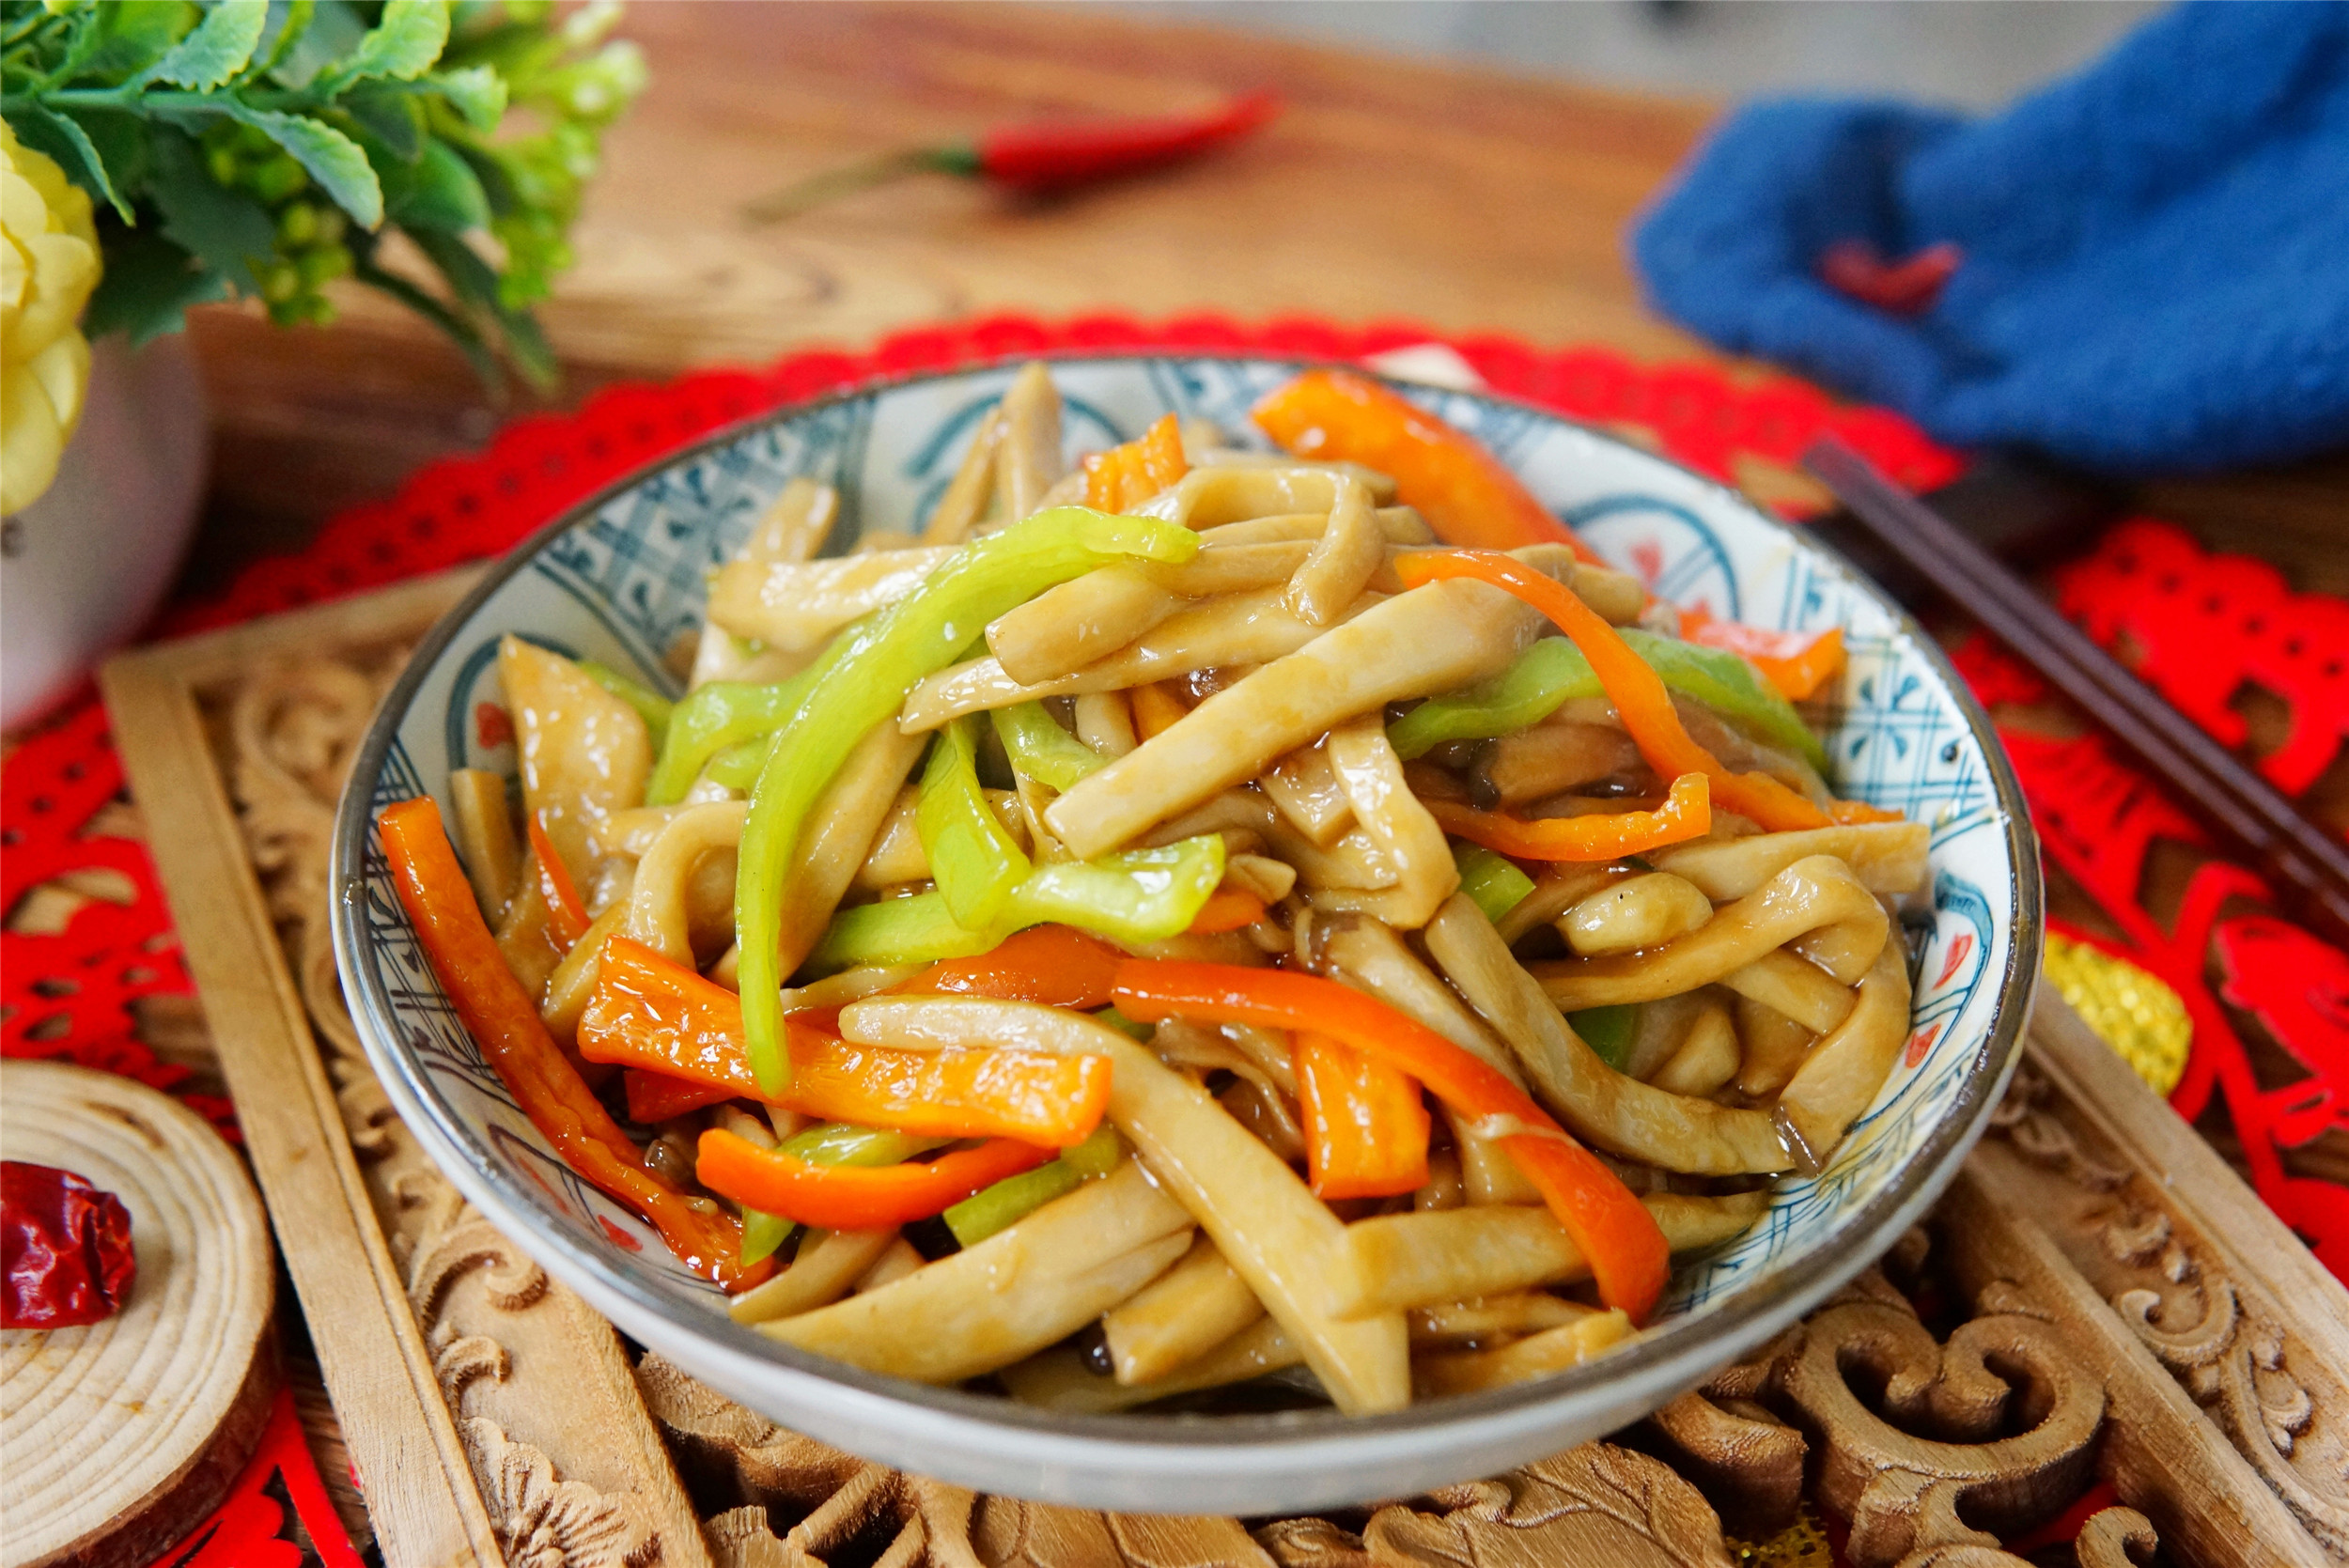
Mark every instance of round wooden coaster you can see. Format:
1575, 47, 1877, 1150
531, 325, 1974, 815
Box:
2, 1061, 275, 1568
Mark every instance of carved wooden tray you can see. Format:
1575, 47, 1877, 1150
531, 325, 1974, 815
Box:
100, 576, 2349, 1568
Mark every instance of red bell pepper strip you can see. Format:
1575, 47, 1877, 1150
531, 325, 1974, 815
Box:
895, 924, 1127, 1009
580, 937, 1111, 1148
1393, 551, 1832, 833
527, 813, 591, 951
1252, 368, 1602, 562
695, 1132, 1052, 1231
376, 798, 764, 1290
746, 91, 1283, 222
1678, 608, 1847, 703
1186, 886, 1268, 934
1108, 960, 1668, 1322
1084, 413, 1190, 514
1426, 773, 1712, 862
624, 1067, 731, 1125
1292, 1032, 1431, 1201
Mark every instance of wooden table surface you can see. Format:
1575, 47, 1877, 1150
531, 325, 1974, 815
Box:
179, 1, 2347, 601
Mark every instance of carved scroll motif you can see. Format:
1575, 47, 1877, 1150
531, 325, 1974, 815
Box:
1986, 1063, 2349, 1555
211, 652, 702, 1568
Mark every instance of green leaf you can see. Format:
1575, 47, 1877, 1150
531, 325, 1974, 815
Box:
351, 253, 498, 384
62, 1, 193, 84
82, 225, 227, 344
412, 226, 552, 388
266, 0, 360, 87
317, 0, 446, 92
10, 103, 129, 220
135, 0, 265, 88
343, 82, 424, 157
147, 123, 274, 290
381, 136, 486, 231
245, 0, 314, 79
214, 102, 381, 226
426, 62, 503, 130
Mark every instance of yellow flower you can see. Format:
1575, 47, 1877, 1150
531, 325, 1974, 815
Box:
3, 119, 102, 516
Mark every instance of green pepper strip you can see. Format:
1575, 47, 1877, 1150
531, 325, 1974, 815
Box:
1453, 843, 1536, 924
1568, 1004, 1640, 1072
1388, 629, 1828, 772
921, 716, 1033, 930
738, 507, 1202, 1095
991, 701, 1105, 791
648, 667, 819, 805
580, 660, 677, 754
738, 1123, 955, 1265
943, 1125, 1125, 1248
805, 834, 1227, 972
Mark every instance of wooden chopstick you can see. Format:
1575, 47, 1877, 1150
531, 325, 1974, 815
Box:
1802, 436, 2349, 954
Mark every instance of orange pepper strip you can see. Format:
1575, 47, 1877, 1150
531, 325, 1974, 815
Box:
896, 924, 1127, 1009
624, 1067, 731, 1124
579, 937, 1112, 1148
527, 812, 591, 951
1393, 551, 1831, 833
1083, 412, 1190, 513
1681, 612, 1848, 703
1251, 368, 1602, 563
697, 1131, 1050, 1231
1186, 886, 1268, 934
1426, 773, 1712, 862
1109, 960, 1667, 1322
1293, 1031, 1430, 1200
375, 799, 763, 1290
1128, 679, 1190, 739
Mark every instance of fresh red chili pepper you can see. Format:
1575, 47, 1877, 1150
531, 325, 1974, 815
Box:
3, 1161, 136, 1327
1817, 240, 1963, 317
746, 92, 1282, 222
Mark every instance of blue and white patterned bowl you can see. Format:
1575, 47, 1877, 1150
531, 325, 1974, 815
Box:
330, 354, 2039, 1514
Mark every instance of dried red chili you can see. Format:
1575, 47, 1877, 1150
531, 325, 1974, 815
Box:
746, 91, 1283, 222
3, 1161, 136, 1328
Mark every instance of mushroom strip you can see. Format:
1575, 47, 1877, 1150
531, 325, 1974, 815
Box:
1332, 1190, 1770, 1316
1652, 821, 1930, 901
708, 549, 955, 654
1422, 894, 1795, 1174
904, 584, 1385, 731
623, 800, 746, 964
992, 363, 1066, 524
837, 997, 1412, 1414
759, 1160, 1192, 1382
1530, 854, 1891, 1010
1775, 941, 1914, 1162
988, 540, 1331, 685
1045, 579, 1546, 860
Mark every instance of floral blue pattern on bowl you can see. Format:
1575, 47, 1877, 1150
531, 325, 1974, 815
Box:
332, 354, 2039, 1514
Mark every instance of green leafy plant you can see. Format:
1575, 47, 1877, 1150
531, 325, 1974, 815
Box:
1, 0, 645, 389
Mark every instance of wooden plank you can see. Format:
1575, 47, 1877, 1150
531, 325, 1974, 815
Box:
100, 628, 502, 1568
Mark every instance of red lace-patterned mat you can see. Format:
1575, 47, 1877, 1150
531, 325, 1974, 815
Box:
1, 310, 2341, 1270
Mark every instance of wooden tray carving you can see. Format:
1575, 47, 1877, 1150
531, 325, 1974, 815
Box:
99, 581, 2349, 1568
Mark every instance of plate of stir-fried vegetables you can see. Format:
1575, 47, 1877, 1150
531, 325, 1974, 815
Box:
331, 356, 2038, 1512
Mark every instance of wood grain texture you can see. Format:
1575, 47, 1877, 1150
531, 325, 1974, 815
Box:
0, 1062, 274, 1568
99, 592, 505, 1568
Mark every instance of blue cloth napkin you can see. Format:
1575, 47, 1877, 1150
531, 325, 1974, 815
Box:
1631, 2, 2349, 474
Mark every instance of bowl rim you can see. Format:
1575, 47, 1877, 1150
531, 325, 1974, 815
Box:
328, 348, 2042, 1471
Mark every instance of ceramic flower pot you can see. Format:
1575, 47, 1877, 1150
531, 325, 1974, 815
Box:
1, 333, 208, 729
